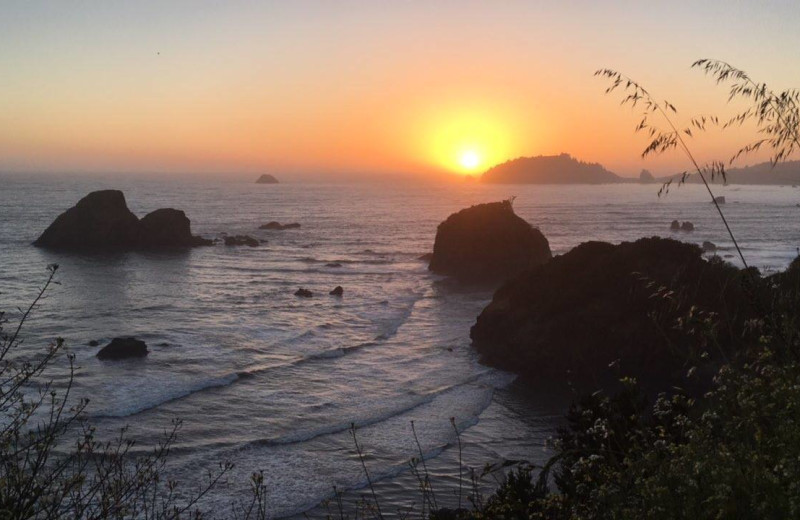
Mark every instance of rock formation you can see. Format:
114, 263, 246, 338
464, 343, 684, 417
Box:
255, 174, 279, 184
224, 235, 259, 247
470, 237, 752, 387
259, 221, 301, 230
428, 200, 551, 282
329, 286, 344, 296
295, 288, 313, 298
34, 190, 211, 249
96, 337, 149, 360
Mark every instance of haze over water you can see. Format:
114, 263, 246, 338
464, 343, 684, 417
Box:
2, 175, 799, 516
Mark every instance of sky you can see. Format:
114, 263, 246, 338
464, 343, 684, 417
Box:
2, 1, 799, 180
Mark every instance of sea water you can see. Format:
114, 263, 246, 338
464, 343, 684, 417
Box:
1, 175, 798, 517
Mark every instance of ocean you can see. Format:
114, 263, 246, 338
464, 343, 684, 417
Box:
1, 175, 799, 517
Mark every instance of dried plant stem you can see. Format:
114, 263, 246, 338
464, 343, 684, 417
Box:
349, 423, 383, 520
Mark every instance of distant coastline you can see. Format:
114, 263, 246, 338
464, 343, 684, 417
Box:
479, 153, 800, 186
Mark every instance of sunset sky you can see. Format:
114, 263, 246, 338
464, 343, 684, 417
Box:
2, 1, 799, 180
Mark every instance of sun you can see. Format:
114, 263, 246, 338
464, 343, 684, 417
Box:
459, 150, 480, 171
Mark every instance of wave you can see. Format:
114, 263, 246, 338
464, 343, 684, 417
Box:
233, 370, 503, 450
91, 372, 240, 418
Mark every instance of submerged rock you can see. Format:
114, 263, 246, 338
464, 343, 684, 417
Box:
96, 337, 149, 360
224, 235, 259, 247
325, 262, 343, 268
470, 237, 751, 387
87, 340, 100, 347
255, 174, 279, 184
34, 190, 211, 249
329, 286, 344, 297
428, 200, 551, 282
294, 288, 313, 298
259, 221, 301, 230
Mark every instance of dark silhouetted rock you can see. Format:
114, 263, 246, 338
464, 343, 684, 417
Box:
702, 241, 717, 252
418, 253, 434, 262
138, 208, 212, 247
96, 337, 149, 360
87, 340, 100, 347
681, 221, 695, 232
429, 200, 551, 282
329, 286, 343, 296
470, 237, 752, 388
294, 288, 313, 298
224, 235, 259, 247
34, 190, 140, 248
481, 153, 620, 184
713, 196, 726, 204
325, 262, 343, 268
255, 174, 279, 184
639, 169, 655, 183
259, 221, 301, 230
34, 190, 211, 250
670, 220, 680, 231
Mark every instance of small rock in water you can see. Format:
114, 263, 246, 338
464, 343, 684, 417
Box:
96, 337, 149, 360
713, 196, 726, 204
325, 262, 343, 268
224, 235, 259, 247
255, 174, 279, 184
702, 241, 717, 252
681, 221, 695, 232
295, 288, 313, 298
259, 221, 301, 230
329, 286, 344, 297
670, 220, 680, 231
87, 340, 100, 347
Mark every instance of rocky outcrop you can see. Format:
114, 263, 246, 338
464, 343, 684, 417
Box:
34, 190, 211, 249
259, 221, 301, 230
255, 174, 279, 184
295, 288, 313, 298
96, 337, 149, 360
702, 241, 717, 252
681, 221, 695, 232
470, 237, 752, 387
329, 286, 343, 296
670, 220, 680, 231
639, 169, 655, 183
224, 235, 259, 247
429, 200, 551, 282
138, 209, 213, 247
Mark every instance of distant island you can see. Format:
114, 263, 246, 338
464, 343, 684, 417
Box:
479, 154, 800, 186
255, 174, 279, 184
480, 153, 621, 184
659, 160, 800, 185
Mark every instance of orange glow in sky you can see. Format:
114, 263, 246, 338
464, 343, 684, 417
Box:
1, 2, 799, 179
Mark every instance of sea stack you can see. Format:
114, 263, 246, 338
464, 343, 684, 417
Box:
428, 200, 551, 282
34, 190, 212, 249
255, 174, 279, 184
